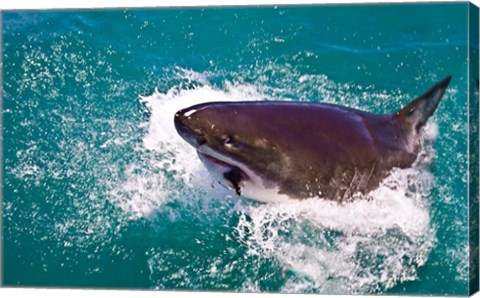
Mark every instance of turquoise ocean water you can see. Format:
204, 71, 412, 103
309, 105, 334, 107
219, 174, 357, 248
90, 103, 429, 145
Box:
1, 3, 477, 295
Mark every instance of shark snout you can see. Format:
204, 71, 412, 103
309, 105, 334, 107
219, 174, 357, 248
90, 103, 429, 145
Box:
174, 108, 206, 148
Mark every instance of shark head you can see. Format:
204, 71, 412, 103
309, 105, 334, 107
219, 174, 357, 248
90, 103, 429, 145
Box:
174, 102, 292, 202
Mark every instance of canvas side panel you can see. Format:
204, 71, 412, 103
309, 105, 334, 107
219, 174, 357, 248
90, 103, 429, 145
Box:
469, 2, 480, 296
0, 11, 3, 287
0, 10, 4, 288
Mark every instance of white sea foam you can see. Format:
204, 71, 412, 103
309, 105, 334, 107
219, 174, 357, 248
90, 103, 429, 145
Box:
235, 166, 435, 293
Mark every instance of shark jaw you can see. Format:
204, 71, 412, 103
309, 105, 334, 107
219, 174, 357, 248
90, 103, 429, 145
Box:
196, 145, 292, 203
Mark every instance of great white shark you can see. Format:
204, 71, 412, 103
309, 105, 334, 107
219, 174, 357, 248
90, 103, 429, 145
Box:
174, 76, 451, 203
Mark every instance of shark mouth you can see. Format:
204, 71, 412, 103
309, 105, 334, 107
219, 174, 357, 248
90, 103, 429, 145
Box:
197, 147, 250, 196
223, 167, 244, 196
196, 145, 294, 203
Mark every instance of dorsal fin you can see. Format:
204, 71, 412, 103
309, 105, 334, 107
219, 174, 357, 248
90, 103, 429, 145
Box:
396, 76, 451, 132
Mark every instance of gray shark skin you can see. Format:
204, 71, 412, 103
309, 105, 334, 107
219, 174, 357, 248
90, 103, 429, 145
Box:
174, 76, 451, 203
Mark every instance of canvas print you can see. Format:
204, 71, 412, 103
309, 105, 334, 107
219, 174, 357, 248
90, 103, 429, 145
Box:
1, 2, 479, 295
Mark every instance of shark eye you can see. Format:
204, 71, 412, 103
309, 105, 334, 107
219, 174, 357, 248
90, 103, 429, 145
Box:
224, 135, 234, 145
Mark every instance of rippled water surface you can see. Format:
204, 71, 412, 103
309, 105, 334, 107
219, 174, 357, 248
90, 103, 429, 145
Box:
1, 3, 475, 294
